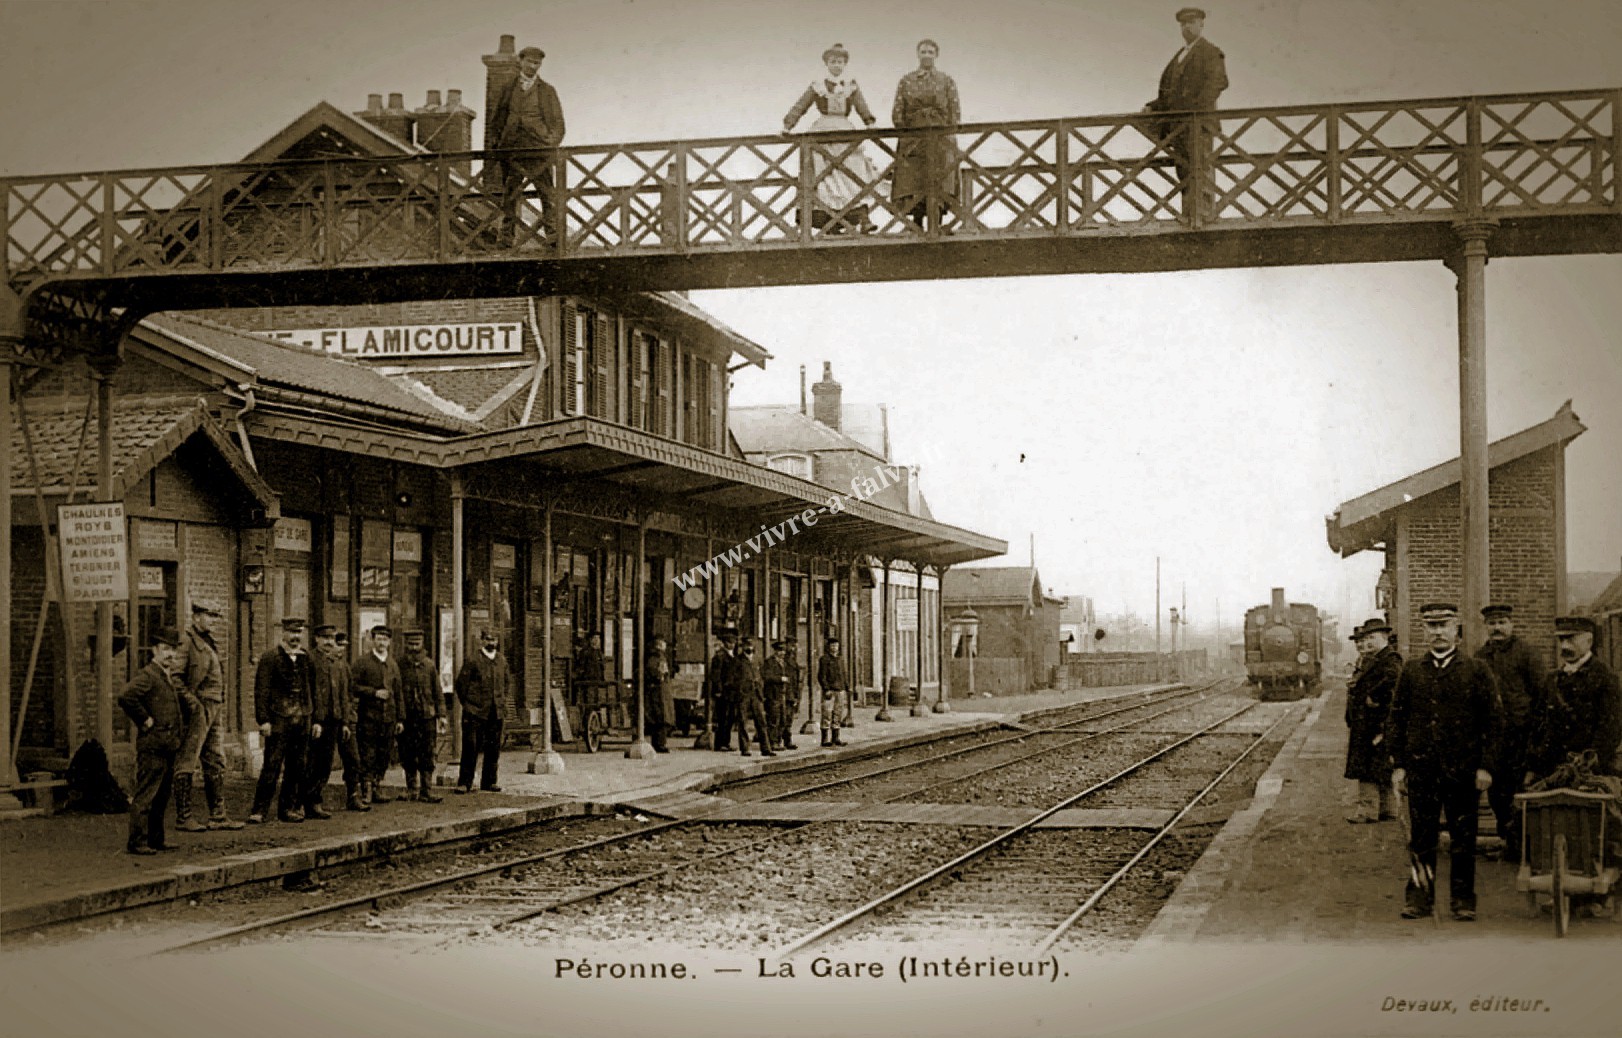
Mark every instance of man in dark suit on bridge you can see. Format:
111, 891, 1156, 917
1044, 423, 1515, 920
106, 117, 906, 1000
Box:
490, 44, 566, 245
1143, 8, 1229, 219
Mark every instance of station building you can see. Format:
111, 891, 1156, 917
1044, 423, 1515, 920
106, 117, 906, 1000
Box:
1325, 402, 1586, 664
6, 86, 1003, 774
942, 566, 1064, 695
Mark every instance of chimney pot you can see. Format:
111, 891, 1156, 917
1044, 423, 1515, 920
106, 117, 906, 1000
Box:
367, 93, 383, 114
811, 361, 843, 432
387, 92, 405, 110
447, 88, 463, 108
426, 89, 442, 108
499, 34, 515, 53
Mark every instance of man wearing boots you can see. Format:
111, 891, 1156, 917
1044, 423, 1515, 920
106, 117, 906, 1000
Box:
1473, 604, 1545, 860
818, 637, 850, 747
352, 625, 404, 804
491, 44, 566, 245
735, 640, 775, 758
762, 639, 798, 751
454, 629, 510, 793
1344, 618, 1401, 823
248, 618, 316, 824
306, 624, 365, 815
172, 602, 242, 831
117, 627, 198, 854
398, 629, 448, 802
1386, 603, 1503, 921
709, 628, 741, 751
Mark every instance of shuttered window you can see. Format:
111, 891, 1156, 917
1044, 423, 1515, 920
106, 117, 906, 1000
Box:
656, 336, 674, 437
591, 311, 613, 419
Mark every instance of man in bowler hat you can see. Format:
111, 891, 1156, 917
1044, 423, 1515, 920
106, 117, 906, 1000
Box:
1386, 603, 1502, 920
1344, 618, 1401, 823
117, 626, 199, 854
249, 618, 316, 824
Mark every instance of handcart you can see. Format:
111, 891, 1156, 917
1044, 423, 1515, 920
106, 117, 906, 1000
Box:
1515, 787, 1621, 936
570, 678, 630, 754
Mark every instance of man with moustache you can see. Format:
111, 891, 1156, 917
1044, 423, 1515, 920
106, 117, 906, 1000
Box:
1525, 616, 1621, 782
1386, 603, 1503, 920
762, 639, 799, 751
1143, 8, 1229, 219
117, 627, 199, 854
454, 629, 511, 793
1344, 618, 1401, 823
491, 44, 566, 244
171, 602, 242, 831
248, 618, 316, 824
352, 624, 404, 804
1473, 604, 1544, 859
306, 624, 366, 814
397, 629, 448, 802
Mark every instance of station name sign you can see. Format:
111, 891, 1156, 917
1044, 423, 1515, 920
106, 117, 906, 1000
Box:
267, 322, 524, 358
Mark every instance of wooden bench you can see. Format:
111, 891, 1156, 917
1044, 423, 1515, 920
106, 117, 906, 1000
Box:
5, 777, 69, 815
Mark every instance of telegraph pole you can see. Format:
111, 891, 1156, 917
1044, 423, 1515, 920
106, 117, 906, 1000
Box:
1154, 557, 1162, 682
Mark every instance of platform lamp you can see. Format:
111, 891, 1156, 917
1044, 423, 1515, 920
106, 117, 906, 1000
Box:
952, 606, 980, 700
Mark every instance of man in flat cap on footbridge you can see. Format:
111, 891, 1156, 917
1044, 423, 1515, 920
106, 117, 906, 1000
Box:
1385, 603, 1504, 921
1473, 604, 1544, 859
1143, 8, 1228, 220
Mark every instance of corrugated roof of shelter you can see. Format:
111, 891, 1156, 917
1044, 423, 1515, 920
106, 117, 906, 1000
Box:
943, 567, 1042, 606
1326, 402, 1586, 556
730, 405, 886, 459
144, 313, 477, 433
1577, 571, 1622, 614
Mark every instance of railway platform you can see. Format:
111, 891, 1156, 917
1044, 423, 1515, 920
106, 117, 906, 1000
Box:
1141, 679, 1619, 946
0, 681, 1176, 936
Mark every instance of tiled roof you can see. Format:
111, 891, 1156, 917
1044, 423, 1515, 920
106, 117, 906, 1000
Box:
730, 406, 885, 459
145, 313, 476, 433
943, 567, 1043, 607
8, 395, 201, 494
402, 366, 533, 413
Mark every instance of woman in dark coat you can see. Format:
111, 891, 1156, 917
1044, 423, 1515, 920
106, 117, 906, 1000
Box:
1345, 619, 1402, 822
644, 636, 676, 753
890, 38, 961, 230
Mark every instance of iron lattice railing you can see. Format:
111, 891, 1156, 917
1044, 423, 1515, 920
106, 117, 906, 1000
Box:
3, 89, 1617, 288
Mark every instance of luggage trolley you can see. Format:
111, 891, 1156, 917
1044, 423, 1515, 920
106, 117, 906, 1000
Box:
1514, 787, 1621, 936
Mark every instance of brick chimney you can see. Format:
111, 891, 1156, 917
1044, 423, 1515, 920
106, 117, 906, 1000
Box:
482, 34, 519, 191
354, 92, 416, 147
811, 361, 842, 431
414, 88, 476, 178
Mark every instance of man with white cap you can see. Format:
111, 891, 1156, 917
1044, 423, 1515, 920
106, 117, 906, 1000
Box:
1385, 602, 1503, 920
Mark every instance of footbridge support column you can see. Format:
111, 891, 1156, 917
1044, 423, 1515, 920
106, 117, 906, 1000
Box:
1449, 219, 1497, 651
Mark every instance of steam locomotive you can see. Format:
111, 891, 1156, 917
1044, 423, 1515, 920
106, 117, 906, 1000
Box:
1243, 587, 1324, 700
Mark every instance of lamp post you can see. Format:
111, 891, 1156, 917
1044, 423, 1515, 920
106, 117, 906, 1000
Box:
952, 607, 980, 701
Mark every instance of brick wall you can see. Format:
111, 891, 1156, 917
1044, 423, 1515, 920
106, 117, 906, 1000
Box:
9, 526, 60, 755
1399, 447, 1561, 668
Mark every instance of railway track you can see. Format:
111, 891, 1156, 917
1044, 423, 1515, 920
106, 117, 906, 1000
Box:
153, 681, 1234, 953
771, 701, 1291, 955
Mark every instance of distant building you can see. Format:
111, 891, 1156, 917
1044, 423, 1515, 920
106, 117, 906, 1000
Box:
943, 566, 1063, 694
1326, 402, 1585, 666
1058, 595, 1096, 656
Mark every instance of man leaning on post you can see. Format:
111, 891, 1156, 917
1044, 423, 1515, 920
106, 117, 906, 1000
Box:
1386, 602, 1503, 921
117, 626, 199, 854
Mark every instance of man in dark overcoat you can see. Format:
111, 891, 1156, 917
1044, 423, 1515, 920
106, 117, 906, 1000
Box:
454, 628, 510, 793
490, 44, 566, 243
305, 624, 365, 814
352, 624, 404, 804
398, 629, 448, 802
762, 639, 799, 751
1142, 8, 1229, 218
644, 635, 675, 754
1386, 603, 1503, 920
1344, 618, 1401, 823
1526, 616, 1622, 781
818, 637, 850, 747
709, 628, 740, 751
734, 639, 775, 758
1473, 603, 1545, 859
249, 618, 316, 824
116, 627, 199, 854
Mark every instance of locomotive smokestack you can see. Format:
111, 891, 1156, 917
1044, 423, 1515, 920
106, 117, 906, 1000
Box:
1271, 587, 1286, 614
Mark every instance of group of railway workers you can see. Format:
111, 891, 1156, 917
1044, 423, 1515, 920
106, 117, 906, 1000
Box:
117, 610, 511, 855
1341, 602, 1620, 920
695, 627, 853, 757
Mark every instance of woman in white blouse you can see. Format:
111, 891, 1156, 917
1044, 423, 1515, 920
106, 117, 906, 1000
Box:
783, 43, 881, 234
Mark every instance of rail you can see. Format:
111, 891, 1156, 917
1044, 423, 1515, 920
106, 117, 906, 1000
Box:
4, 88, 1615, 291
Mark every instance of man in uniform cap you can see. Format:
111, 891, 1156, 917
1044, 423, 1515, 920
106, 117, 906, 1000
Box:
762, 639, 798, 751
351, 624, 404, 804
1344, 618, 1401, 823
1143, 8, 1229, 220
1473, 604, 1544, 859
1385, 603, 1503, 920
709, 627, 741, 751
644, 635, 675, 754
734, 639, 775, 758
397, 629, 448, 801
249, 618, 316, 824
305, 624, 365, 814
818, 636, 850, 747
490, 44, 566, 245
1525, 616, 1620, 781
172, 601, 242, 831
117, 626, 199, 854
454, 629, 510, 792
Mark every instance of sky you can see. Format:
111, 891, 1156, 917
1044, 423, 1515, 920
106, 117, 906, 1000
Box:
2, 0, 1617, 642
